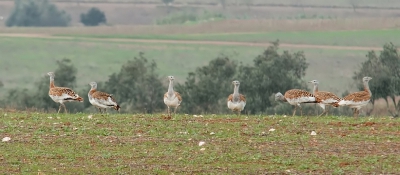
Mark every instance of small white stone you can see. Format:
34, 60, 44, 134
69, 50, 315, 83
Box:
198, 141, 205, 146
210, 132, 215, 135
269, 128, 276, 132
48, 117, 53, 119
200, 148, 206, 151
311, 131, 317, 136
88, 115, 93, 119
283, 115, 287, 118
2, 137, 11, 142
193, 115, 198, 117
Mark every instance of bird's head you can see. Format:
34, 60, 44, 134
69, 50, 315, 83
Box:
232, 80, 240, 86
308, 80, 319, 85
363, 76, 372, 82
89, 82, 97, 89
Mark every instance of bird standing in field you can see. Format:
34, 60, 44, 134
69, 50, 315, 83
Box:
164, 76, 182, 116
47, 72, 83, 113
88, 82, 120, 114
227, 80, 246, 115
308, 80, 342, 116
338, 76, 372, 117
275, 89, 317, 116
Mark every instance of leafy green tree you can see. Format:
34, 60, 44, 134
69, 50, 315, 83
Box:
6, 0, 70, 27
176, 56, 237, 114
102, 53, 165, 113
353, 43, 400, 117
237, 40, 309, 114
80, 7, 106, 26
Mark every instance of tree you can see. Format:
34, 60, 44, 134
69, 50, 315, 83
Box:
162, 0, 174, 6
80, 7, 106, 26
176, 56, 238, 114
102, 53, 165, 113
353, 43, 400, 117
6, 0, 70, 27
237, 40, 310, 114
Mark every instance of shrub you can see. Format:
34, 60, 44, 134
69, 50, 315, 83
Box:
6, 0, 70, 27
80, 7, 106, 26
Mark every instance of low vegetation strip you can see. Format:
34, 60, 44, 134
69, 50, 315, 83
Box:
0, 112, 399, 174
55, 29, 400, 47
0, 33, 385, 51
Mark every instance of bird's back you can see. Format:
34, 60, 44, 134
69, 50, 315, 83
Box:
49, 86, 83, 102
284, 89, 316, 104
339, 91, 370, 107
315, 91, 341, 107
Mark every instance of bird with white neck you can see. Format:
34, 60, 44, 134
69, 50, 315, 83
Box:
163, 76, 182, 116
227, 80, 246, 115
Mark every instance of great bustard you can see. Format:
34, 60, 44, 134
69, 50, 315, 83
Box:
88, 82, 120, 114
163, 76, 182, 116
47, 72, 83, 113
227, 80, 246, 115
338, 76, 372, 117
308, 80, 342, 116
275, 89, 317, 116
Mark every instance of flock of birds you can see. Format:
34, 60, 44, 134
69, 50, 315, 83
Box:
46, 72, 372, 117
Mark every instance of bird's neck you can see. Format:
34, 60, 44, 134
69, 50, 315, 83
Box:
49, 77, 55, 88
89, 87, 97, 95
280, 95, 287, 102
233, 85, 240, 101
168, 80, 174, 96
313, 83, 319, 93
363, 81, 371, 95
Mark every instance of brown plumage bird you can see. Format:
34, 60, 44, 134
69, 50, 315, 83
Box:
164, 76, 182, 116
227, 80, 246, 115
47, 72, 83, 113
308, 80, 342, 116
275, 89, 317, 116
338, 77, 372, 117
88, 82, 120, 113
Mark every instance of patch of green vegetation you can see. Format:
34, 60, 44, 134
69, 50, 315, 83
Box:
58, 29, 400, 47
0, 111, 399, 174
155, 10, 225, 25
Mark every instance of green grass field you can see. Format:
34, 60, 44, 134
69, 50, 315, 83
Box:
0, 111, 399, 174
59, 29, 400, 47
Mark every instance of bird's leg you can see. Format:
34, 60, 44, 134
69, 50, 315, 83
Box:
58, 104, 62, 114
318, 110, 326, 117
292, 105, 297, 116
325, 106, 329, 116
174, 107, 178, 115
300, 105, 303, 117
167, 106, 170, 116
104, 108, 107, 114
98, 108, 102, 114
356, 109, 360, 118
62, 103, 68, 113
